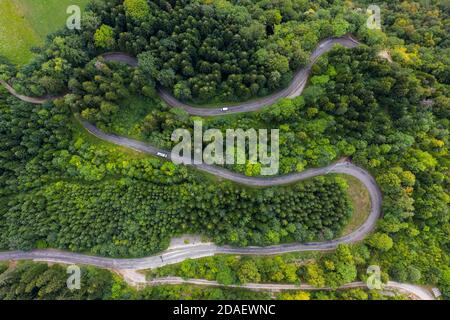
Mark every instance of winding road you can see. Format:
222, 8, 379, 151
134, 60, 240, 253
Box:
0, 34, 432, 299
120, 272, 434, 300
0, 35, 359, 116
157, 36, 359, 115
0, 34, 380, 271
102, 36, 360, 115
0, 79, 61, 104
0, 155, 381, 270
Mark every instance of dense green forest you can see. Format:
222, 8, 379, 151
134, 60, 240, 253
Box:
0, 0, 448, 299
148, 245, 370, 289
2, 0, 363, 103
0, 261, 406, 300
0, 93, 353, 256
148, 242, 433, 291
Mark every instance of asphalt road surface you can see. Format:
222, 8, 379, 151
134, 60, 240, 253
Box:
138, 276, 435, 300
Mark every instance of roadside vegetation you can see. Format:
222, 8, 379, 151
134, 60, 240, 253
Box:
146, 245, 370, 289
0, 261, 407, 300
0, 0, 448, 299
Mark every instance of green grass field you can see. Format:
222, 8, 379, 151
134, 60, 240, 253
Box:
0, 0, 89, 65
341, 174, 371, 236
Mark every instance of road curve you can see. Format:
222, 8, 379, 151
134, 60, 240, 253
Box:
0, 35, 359, 116
156, 35, 359, 116
0, 162, 380, 268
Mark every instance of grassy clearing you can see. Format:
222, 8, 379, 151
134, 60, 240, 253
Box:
109, 96, 156, 137
0, 0, 40, 64
340, 174, 371, 236
12, 0, 90, 40
0, 0, 89, 65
